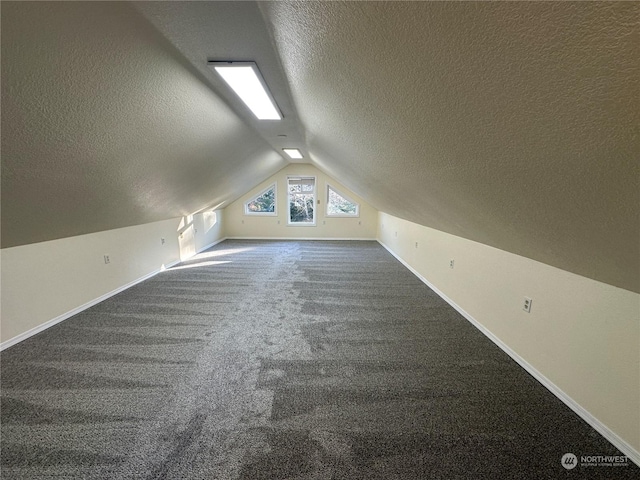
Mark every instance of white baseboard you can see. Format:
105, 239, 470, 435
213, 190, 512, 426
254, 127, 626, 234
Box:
377, 239, 640, 467
226, 236, 375, 241
196, 237, 228, 254
175, 237, 228, 263
1, 236, 229, 352
1, 236, 230, 351
0, 258, 181, 352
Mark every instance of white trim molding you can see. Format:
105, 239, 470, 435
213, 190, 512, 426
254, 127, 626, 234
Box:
226, 237, 375, 241
326, 183, 360, 218
287, 175, 317, 226
244, 183, 277, 216
377, 239, 640, 467
196, 237, 227, 253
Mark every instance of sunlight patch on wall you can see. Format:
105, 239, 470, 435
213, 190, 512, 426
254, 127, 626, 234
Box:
203, 211, 217, 234
177, 214, 196, 261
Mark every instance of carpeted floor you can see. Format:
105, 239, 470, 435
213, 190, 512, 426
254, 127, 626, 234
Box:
1, 240, 637, 479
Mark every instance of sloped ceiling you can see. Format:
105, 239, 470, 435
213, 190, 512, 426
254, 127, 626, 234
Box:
1, 1, 289, 248
2, 2, 638, 293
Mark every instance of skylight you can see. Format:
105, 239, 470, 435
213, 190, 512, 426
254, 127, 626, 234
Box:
209, 62, 282, 120
283, 148, 303, 159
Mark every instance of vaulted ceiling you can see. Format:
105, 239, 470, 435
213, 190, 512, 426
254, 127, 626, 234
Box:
2, 1, 638, 293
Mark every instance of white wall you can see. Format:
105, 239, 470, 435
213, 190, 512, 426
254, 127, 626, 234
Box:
377, 212, 640, 459
224, 164, 377, 239
0, 211, 225, 348
177, 209, 225, 261
194, 210, 225, 253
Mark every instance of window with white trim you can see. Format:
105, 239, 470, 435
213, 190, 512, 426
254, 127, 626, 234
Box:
288, 176, 316, 225
244, 184, 276, 215
326, 184, 359, 217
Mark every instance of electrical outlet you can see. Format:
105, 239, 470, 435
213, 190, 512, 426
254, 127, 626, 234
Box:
358, 221, 362, 225
323, 220, 326, 225
395, 231, 398, 237
523, 297, 533, 313
161, 238, 165, 245
104, 255, 110, 264
449, 259, 455, 269
277, 220, 280, 224
415, 242, 418, 248
241, 220, 244, 224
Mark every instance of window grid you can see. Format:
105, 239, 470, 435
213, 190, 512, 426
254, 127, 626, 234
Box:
288, 177, 316, 225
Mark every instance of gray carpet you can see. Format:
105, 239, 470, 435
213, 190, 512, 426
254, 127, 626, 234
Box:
1, 240, 636, 479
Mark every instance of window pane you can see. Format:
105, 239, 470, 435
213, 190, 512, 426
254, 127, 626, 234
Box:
288, 177, 315, 224
246, 186, 275, 213
327, 186, 358, 216
290, 195, 314, 223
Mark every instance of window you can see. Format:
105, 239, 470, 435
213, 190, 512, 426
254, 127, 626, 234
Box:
288, 176, 316, 225
244, 184, 276, 215
326, 184, 359, 217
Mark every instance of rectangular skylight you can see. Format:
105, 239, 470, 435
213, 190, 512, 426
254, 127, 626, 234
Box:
209, 62, 282, 120
283, 148, 304, 159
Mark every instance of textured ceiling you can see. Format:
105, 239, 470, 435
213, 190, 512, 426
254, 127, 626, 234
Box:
260, 1, 640, 293
1, 1, 288, 247
132, 1, 309, 163
2, 1, 638, 293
